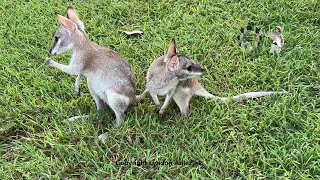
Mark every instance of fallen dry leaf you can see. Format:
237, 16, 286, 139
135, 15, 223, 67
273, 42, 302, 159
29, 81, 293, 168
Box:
126, 135, 135, 145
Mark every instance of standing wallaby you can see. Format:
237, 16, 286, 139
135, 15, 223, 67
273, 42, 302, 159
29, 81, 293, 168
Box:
44, 7, 137, 126
138, 40, 287, 117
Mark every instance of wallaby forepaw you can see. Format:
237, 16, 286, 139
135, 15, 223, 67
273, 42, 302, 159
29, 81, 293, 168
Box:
74, 88, 81, 97
44, 58, 54, 66
44, 58, 51, 65
157, 109, 166, 119
157, 112, 165, 120
155, 105, 161, 113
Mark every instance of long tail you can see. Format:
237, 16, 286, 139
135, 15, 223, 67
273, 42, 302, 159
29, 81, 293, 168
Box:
195, 87, 288, 102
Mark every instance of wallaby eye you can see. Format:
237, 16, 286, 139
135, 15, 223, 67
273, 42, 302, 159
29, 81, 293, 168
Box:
187, 66, 192, 71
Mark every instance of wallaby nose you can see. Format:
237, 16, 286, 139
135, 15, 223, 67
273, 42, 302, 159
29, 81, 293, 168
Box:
200, 68, 205, 72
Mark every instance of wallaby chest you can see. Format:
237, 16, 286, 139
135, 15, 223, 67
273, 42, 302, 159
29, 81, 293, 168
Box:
157, 79, 179, 96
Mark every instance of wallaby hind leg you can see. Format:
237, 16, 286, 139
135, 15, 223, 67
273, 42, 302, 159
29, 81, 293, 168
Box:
105, 90, 130, 126
173, 93, 192, 118
88, 81, 106, 111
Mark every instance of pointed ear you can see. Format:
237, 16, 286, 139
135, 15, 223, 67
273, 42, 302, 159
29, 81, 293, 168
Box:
56, 13, 77, 31
66, 7, 85, 31
166, 55, 179, 71
164, 40, 177, 63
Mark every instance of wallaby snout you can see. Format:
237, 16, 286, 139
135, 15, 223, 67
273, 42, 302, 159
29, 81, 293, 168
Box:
190, 63, 205, 74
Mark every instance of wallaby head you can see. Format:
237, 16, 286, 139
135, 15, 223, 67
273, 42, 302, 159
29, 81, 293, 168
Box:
49, 7, 86, 56
164, 40, 205, 80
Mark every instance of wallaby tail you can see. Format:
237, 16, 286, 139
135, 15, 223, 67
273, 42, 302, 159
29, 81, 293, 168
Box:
135, 89, 149, 103
195, 87, 288, 102
194, 87, 229, 101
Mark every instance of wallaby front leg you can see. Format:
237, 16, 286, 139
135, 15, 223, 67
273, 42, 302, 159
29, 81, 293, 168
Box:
158, 90, 175, 116
44, 58, 81, 75
149, 92, 161, 112
75, 74, 84, 96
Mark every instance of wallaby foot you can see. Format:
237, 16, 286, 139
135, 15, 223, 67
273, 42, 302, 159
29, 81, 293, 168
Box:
179, 103, 190, 118
74, 88, 81, 96
180, 106, 190, 118
115, 111, 125, 126
180, 104, 191, 118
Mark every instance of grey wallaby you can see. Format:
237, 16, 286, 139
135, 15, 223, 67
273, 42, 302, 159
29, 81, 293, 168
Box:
44, 7, 138, 127
137, 40, 287, 117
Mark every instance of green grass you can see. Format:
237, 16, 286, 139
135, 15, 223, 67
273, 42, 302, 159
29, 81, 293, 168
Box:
1, 0, 319, 179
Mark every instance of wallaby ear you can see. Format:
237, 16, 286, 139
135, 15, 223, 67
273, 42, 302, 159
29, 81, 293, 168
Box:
66, 7, 85, 31
56, 13, 77, 31
164, 40, 177, 63
166, 55, 179, 71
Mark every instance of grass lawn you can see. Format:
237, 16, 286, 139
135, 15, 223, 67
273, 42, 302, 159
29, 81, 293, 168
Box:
1, 0, 319, 179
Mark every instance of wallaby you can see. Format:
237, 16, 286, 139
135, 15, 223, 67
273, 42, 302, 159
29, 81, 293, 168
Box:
44, 7, 137, 126
138, 40, 287, 117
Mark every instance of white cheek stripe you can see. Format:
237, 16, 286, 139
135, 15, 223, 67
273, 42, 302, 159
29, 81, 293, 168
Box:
51, 39, 61, 55
52, 39, 74, 55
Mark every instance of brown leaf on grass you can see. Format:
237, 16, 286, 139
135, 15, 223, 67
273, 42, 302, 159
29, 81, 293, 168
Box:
151, 148, 156, 154
110, 155, 119, 163
126, 134, 136, 145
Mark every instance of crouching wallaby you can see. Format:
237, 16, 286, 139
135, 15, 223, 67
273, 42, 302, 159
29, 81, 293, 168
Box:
44, 7, 137, 126
137, 40, 287, 118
